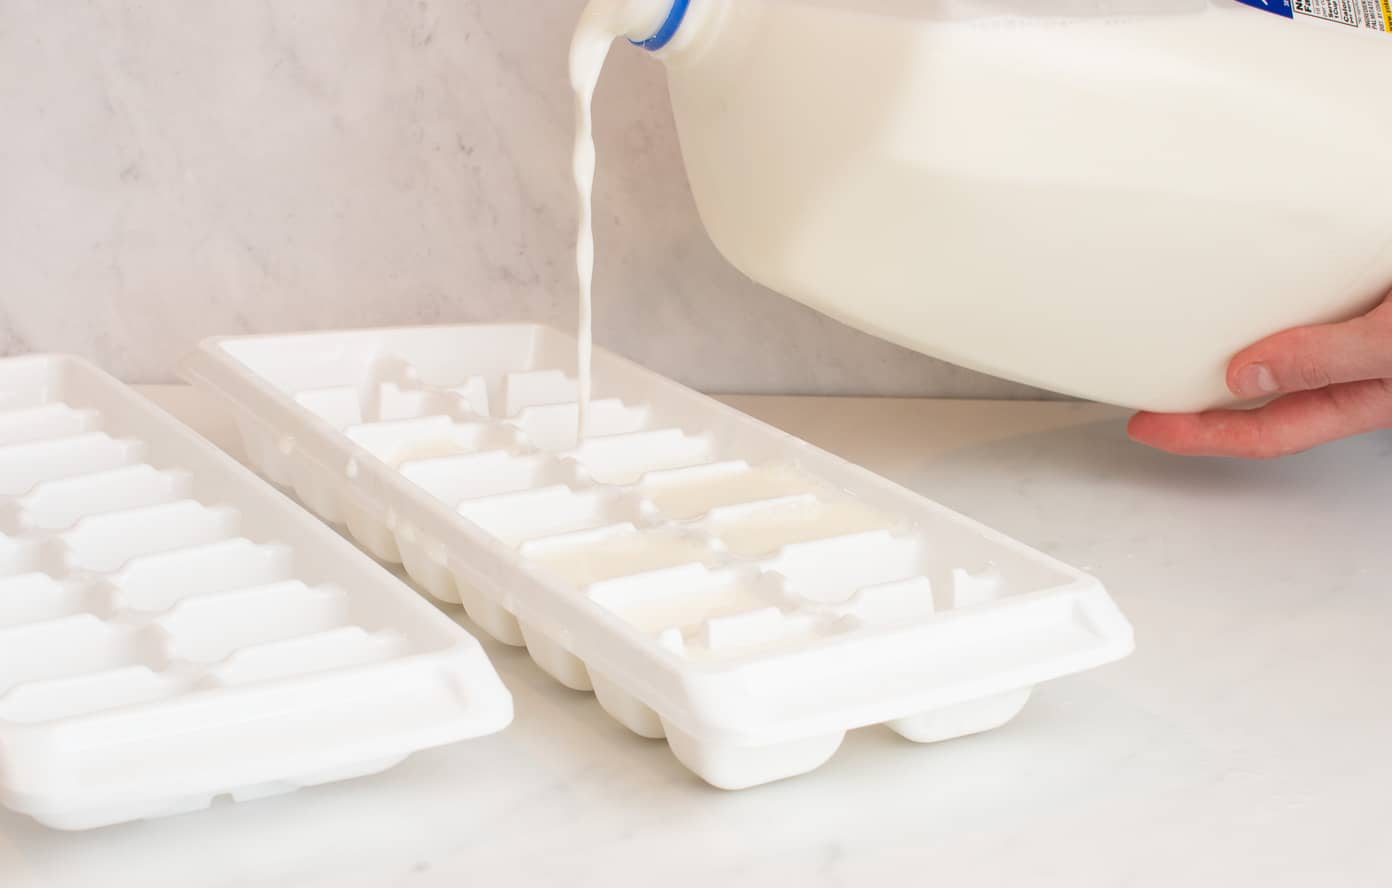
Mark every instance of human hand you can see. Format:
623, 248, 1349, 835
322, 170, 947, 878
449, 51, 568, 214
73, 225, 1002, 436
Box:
1128, 291, 1392, 459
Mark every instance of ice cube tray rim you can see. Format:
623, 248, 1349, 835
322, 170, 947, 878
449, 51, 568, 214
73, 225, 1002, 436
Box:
185, 323, 1114, 586
183, 327, 1133, 729
182, 326, 1117, 644
182, 325, 1133, 747
0, 652, 492, 794
0, 354, 514, 826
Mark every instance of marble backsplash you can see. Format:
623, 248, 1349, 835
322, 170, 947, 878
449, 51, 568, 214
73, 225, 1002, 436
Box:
0, 0, 1049, 397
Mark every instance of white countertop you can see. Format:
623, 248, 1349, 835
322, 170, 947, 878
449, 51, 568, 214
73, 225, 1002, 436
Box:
3, 388, 1390, 888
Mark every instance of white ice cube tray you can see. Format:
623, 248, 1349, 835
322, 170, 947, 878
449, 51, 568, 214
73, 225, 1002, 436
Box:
0, 356, 512, 830
184, 324, 1134, 790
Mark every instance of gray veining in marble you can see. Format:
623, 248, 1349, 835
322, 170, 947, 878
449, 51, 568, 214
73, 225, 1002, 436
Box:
0, 0, 1053, 397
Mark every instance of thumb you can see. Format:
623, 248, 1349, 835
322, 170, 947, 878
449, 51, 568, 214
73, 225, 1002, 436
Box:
1228, 294, 1392, 399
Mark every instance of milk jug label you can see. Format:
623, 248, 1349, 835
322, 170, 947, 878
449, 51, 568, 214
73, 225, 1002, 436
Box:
1235, 0, 1295, 17
1237, 0, 1392, 32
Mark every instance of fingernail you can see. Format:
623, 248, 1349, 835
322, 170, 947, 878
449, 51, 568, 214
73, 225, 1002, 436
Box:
1235, 362, 1279, 398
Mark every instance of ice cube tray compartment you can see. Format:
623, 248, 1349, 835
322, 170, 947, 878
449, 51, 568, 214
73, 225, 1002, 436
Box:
12, 464, 193, 532
525, 524, 724, 590
345, 416, 517, 467
0, 617, 161, 697
0, 356, 511, 830
401, 450, 578, 506
0, 432, 146, 496
702, 494, 900, 558
638, 460, 823, 521
0, 403, 102, 446
512, 399, 651, 451
0, 666, 196, 726
157, 581, 357, 664
456, 485, 649, 548
61, 500, 241, 573
108, 538, 296, 613
0, 532, 50, 578
186, 324, 1133, 790
0, 574, 94, 628
587, 565, 788, 638
571, 428, 717, 486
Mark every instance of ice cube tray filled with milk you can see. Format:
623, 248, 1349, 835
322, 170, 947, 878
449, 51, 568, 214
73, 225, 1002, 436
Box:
184, 325, 1133, 789
0, 356, 511, 830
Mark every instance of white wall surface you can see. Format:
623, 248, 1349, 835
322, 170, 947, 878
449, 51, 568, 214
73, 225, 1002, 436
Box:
0, 0, 1050, 396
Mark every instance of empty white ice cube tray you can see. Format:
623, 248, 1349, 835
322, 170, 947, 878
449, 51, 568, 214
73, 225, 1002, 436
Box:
183, 324, 1133, 789
0, 355, 512, 830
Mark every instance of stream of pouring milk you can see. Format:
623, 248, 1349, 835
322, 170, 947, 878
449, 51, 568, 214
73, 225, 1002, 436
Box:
570, 0, 662, 445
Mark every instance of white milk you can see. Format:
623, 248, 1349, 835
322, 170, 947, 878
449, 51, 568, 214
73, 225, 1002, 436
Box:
528, 528, 716, 588
569, 1, 668, 443
579, 0, 1392, 412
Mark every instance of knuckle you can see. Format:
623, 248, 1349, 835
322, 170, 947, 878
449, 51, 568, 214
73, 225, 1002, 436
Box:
1228, 413, 1311, 460
1328, 382, 1363, 410
1375, 378, 1392, 431
1250, 440, 1293, 460
1368, 297, 1392, 330
1255, 437, 1307, 460
1371, 379, 1392, 428
1332, 378, 1392, 415
1292, 357, 1331, 391
1228, 425, 1283, 460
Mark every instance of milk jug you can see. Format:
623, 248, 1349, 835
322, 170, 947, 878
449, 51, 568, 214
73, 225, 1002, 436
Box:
583, 0, 1392, 412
